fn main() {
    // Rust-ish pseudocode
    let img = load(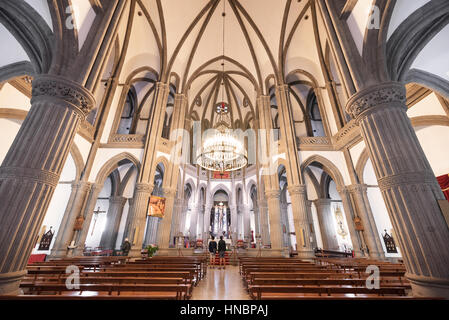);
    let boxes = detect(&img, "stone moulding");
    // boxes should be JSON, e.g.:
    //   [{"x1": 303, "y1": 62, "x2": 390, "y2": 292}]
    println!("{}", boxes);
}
[
  {"x1": 0, "y1": 167, "x2": 60, "y2": 187},
  {"x1": 31, "y1": 75, "x2": 95, "y2": 117},
  {"x1": 346, "y1": 82, "x2": 407, "y2": 120},
  {"x1": 106, "y1": 134, "x2": 145, "y2": 148}
]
